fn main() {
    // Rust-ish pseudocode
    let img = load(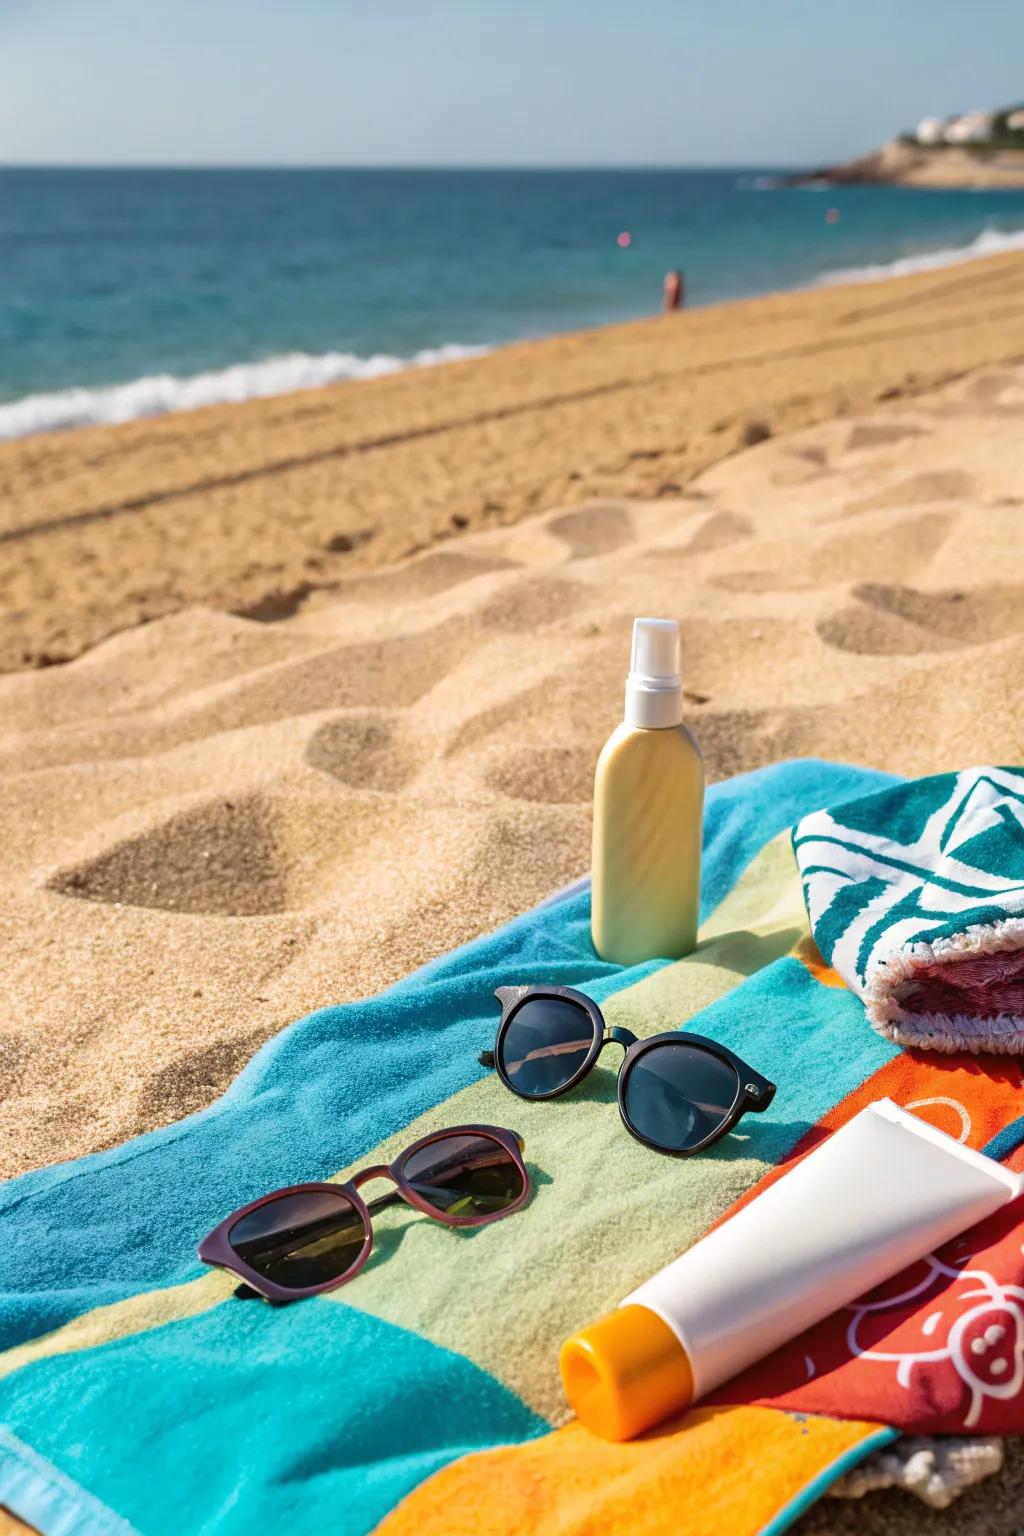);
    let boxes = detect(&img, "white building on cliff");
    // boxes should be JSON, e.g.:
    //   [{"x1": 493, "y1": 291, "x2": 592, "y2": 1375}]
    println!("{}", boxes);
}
[{"x1": 915, "y1": 110, "x2": 995, "y2": 147}]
